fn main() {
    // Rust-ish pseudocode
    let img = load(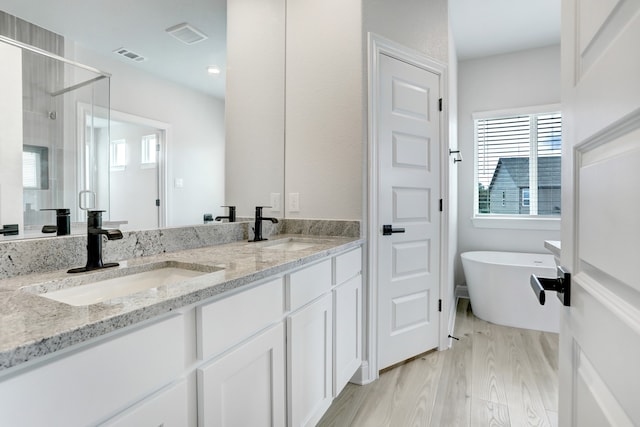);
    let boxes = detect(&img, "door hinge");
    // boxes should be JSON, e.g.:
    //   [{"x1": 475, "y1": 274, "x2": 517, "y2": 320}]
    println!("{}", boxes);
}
[
  {"x1": 439, "y1": 199, "x2": 443, "y2": 212},
  {"x1": 155, "y1": 199, "x2": 160, "y2": 207},
  {"x1": 438, "y1": 98, "x2": 443, "y2": 111},
  {"x1": 438, "y1": 299, "x2": 442, "y2": 312}
]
